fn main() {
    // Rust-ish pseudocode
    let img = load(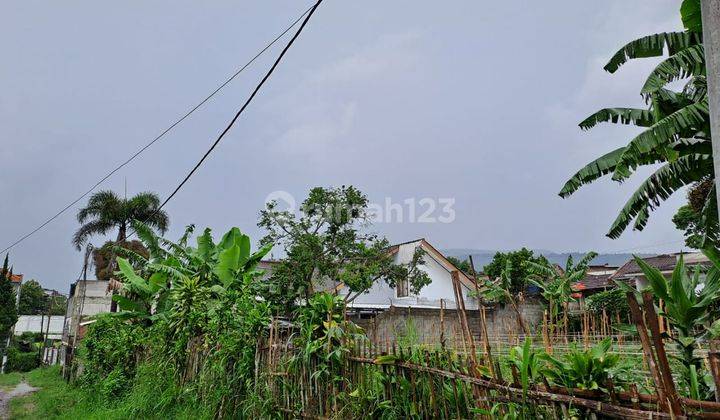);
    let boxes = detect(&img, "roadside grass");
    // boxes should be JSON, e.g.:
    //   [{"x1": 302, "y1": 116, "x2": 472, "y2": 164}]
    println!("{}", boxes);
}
[
  {"x1": 8, "y1": 365, "x2": 207, "y2": 419},
  {"x1": 0, "y1": 372, "x2": 22, "y2": 391},
  {"x1": 8, "y1": 366, "x2": 122, "y2": 420}
]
